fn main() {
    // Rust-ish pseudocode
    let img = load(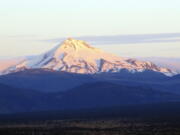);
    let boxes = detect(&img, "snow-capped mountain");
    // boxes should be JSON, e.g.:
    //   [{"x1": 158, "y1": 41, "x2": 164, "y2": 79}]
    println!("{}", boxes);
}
[{"x1": 1, "y1": 38, "x2": 175, "y2": 76}]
